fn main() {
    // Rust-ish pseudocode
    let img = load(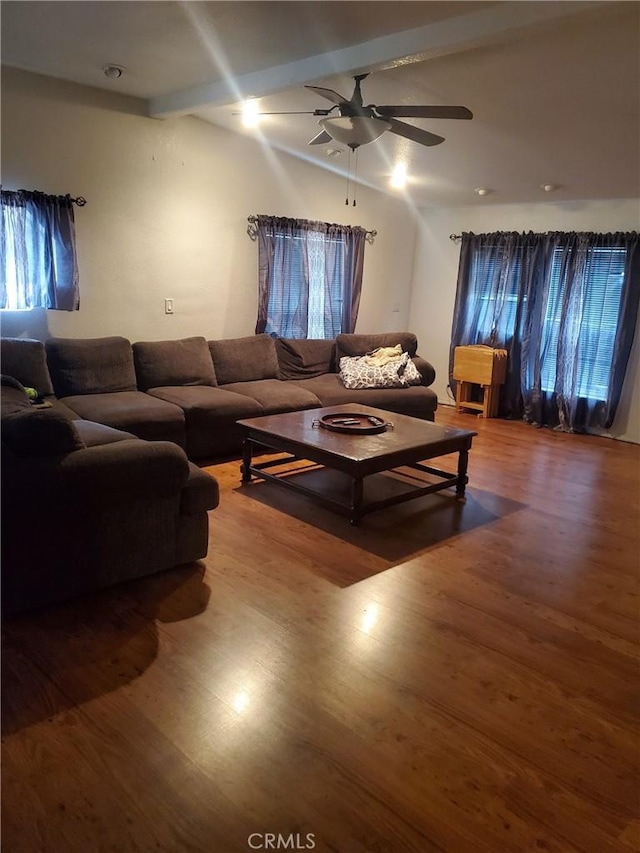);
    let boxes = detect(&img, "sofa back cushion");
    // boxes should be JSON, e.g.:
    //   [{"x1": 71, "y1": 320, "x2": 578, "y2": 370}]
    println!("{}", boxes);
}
[
  {"x1": 0, "y1": 338, "x2": 55, "y2": 397},
  {"x1": 46, "y1": 336, "x2": 137, "y2": 397},
  {"x1": 2, "y1": 407, "x2": 84, "y2": 457},
  {"x1": 208, "y1": 334, "x2": 279, "y2": 385},
  {"x1": 275, "y1": 338, "x2": 336, "y2": 380},
  {"x1": 336, "y1": 332, "x2": 419, "y2": 362},
  {"x1": 133, "y1": 337, "x2": 217, "y2": 390}
]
